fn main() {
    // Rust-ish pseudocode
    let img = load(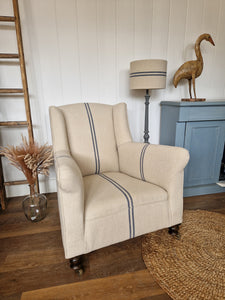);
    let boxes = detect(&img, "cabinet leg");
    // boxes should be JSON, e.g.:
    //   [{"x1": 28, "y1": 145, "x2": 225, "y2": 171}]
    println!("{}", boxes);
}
[
  {"x1": 69, "y1": 255, "x2": 84, "y2": 275},
  {"x1": 168, "y1": 224, "x2": 181, "y2": 240}
]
